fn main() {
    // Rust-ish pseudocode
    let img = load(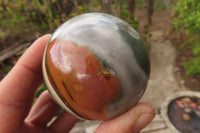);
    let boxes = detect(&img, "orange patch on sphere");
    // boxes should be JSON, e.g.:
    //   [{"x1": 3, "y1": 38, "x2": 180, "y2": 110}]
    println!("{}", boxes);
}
[{"x1": 45, "y1": 38, "x2": 120, "y2": 120}]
